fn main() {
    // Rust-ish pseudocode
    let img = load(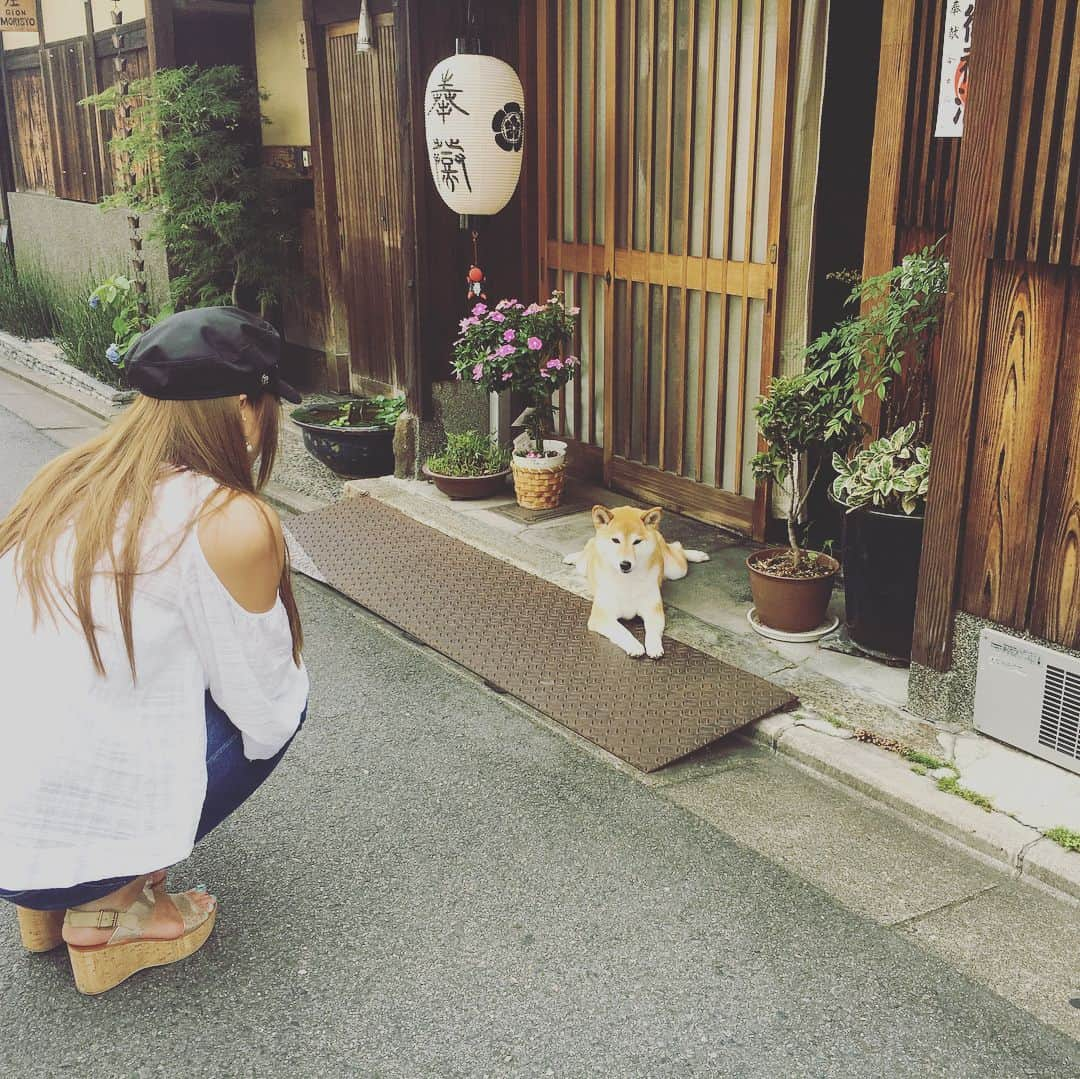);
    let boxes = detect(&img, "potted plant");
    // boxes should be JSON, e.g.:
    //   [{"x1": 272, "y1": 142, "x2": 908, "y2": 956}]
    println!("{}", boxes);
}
[
  {"x1": 809, "y1": 245, "x2": 947, "y2": 659},
  {"x1": 831, "y1": 424, "x2": 930, "y2": 660},
  {"x1": 749, "y1": 373, "x2": 862, "y2": 637},
  {"x1": 291, "y1": 394, "x2": 405, "y2": 478},
  {"x1": 422, "y1": 430, "x2": 512, "y2": 499},
  {"x1": 450, "y1": 291, "x2": 579, "y2": 509}
]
